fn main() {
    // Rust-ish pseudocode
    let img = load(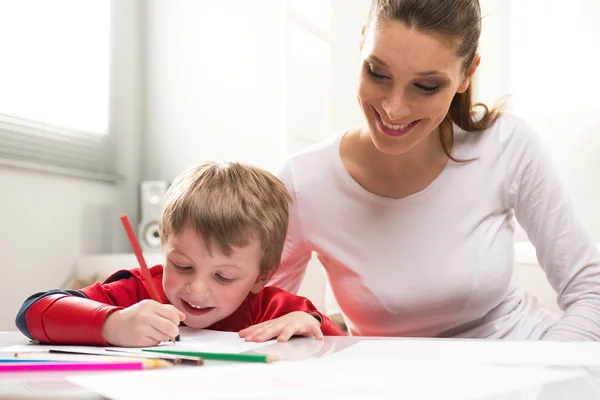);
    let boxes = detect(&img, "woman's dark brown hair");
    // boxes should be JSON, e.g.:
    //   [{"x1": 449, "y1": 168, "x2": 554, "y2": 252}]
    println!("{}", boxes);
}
[{"x1": 367, "y1": 0, "x2": 502, "y2": 160}]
